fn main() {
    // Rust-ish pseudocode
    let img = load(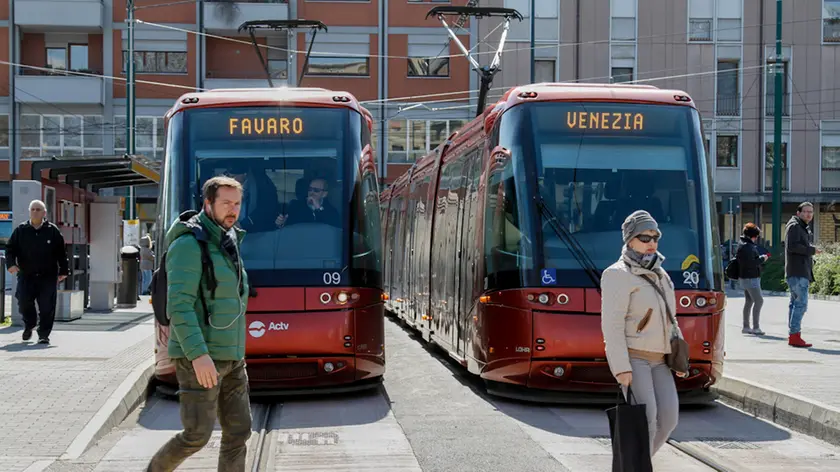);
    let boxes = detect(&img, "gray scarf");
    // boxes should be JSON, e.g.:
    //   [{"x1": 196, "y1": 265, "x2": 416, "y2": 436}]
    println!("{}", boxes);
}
[{"x1": 622, "y1": 245, "x2": 664, "y2": 271}]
